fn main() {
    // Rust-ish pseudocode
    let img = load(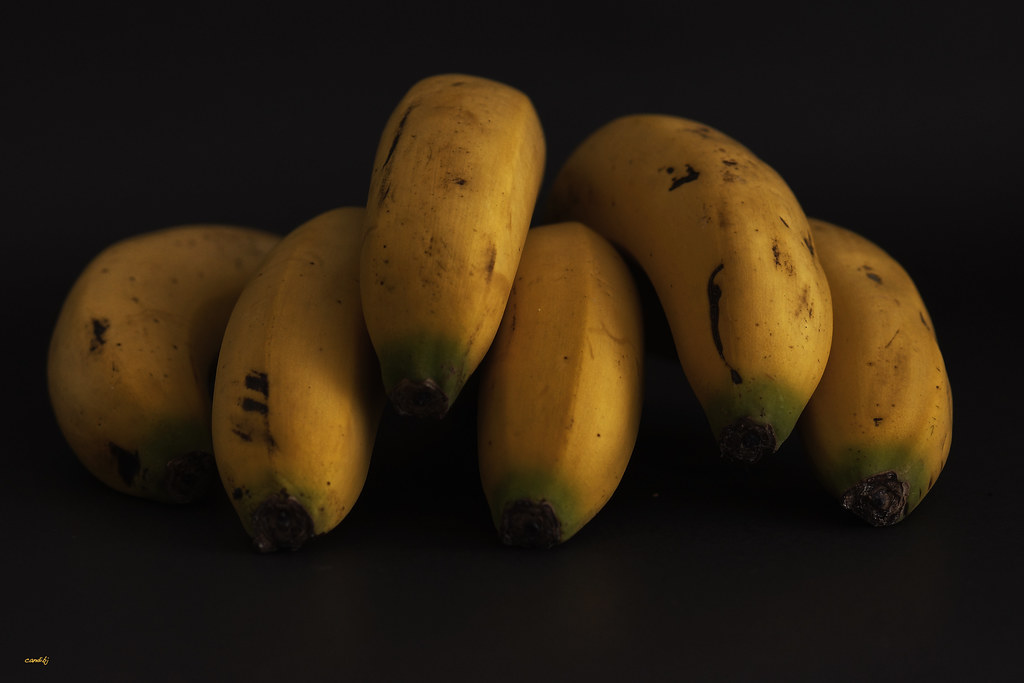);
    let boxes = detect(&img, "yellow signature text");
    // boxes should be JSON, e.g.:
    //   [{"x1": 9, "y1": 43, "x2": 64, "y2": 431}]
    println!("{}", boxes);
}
[{"x1": 25, "y1": 656, "x2": 50, "y2": 666}]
